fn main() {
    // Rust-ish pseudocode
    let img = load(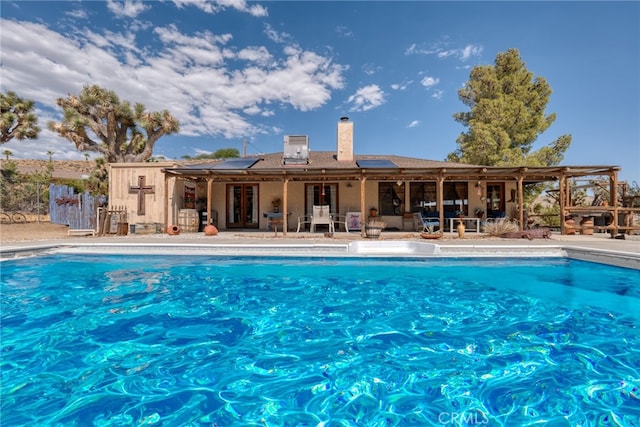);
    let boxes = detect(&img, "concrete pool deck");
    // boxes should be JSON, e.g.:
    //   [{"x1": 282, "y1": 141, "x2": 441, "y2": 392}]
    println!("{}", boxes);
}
[{"x1": 2, "y1": 230, "x2": 639, "y2": 269}]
